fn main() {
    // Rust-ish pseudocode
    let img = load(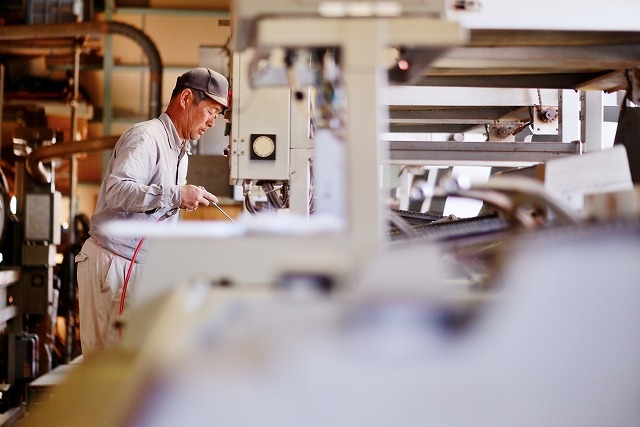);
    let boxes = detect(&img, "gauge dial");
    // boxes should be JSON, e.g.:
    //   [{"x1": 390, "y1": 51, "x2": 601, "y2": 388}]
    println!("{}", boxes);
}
[{"x1": 252, "y1": 135, "x2": 275, "y2": 158}]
